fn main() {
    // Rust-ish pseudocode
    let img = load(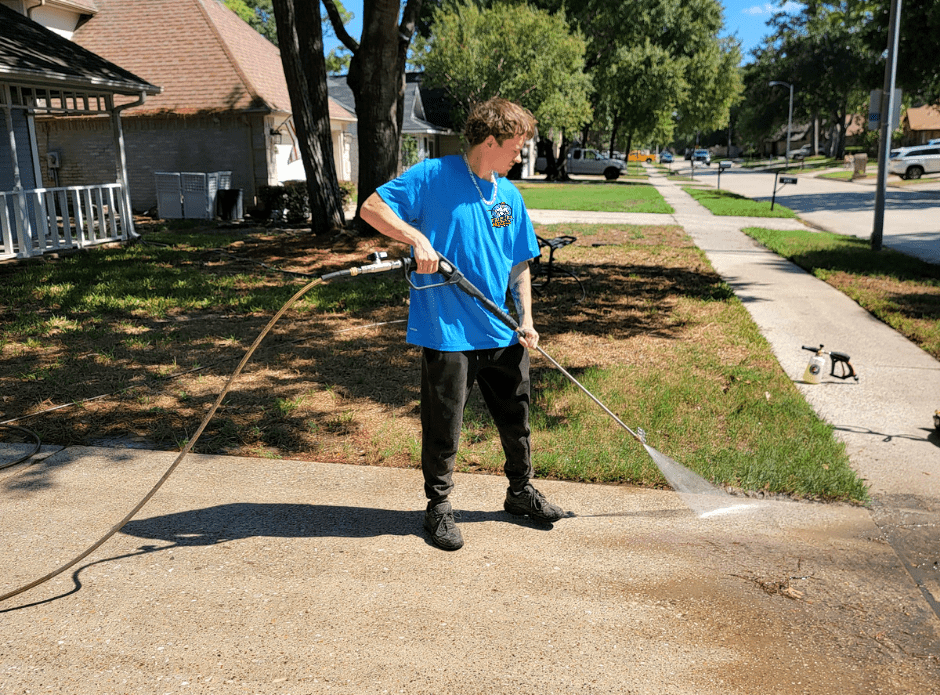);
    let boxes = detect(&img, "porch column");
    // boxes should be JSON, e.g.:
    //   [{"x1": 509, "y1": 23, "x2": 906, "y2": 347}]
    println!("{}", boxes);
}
[
  {"x1": 109, "y1": 93, "x2": 135, "y2": 238},
  {"x1": 2, "y1": 84, "x2": 30, "y2": 256},
  {"x1": 2, "y1": 85, "x2": 23, "y2": 191}
]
